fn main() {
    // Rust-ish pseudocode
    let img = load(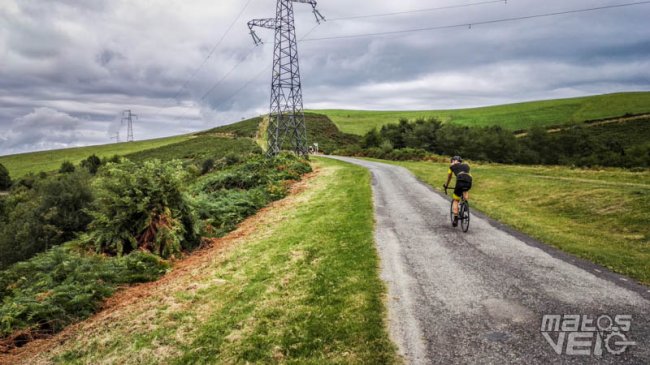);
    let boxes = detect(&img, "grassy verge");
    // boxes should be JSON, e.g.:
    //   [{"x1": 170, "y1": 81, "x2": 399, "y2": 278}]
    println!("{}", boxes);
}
[
  {"x1": 377, "y1": 159, "x2": 650, "y2": 285},
  {"x1": 0, "y1": 135, "x2": 191, "y2": 178},
  {"x1": 31, "y1": 158, "x2": 397, "y2": 364},
  {"x1": 314, "y1": 92, "x2": 650, "y2": 135}
]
